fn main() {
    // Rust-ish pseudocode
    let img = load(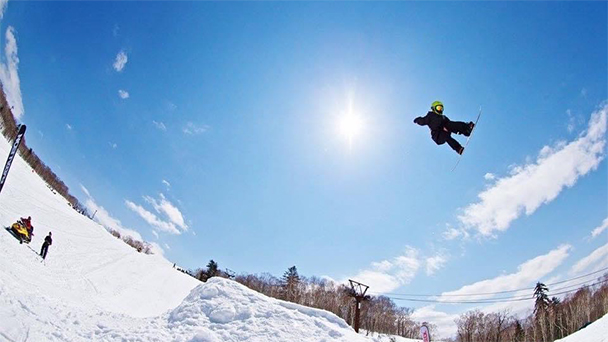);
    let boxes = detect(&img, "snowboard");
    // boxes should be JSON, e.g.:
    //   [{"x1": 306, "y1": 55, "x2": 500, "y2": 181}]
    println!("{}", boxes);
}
[{"x1": 451, "y1": 106, "x2": 482, "y2": 171}]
